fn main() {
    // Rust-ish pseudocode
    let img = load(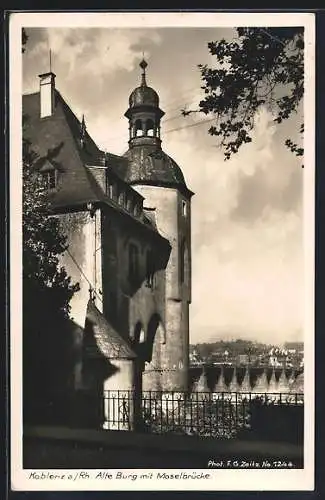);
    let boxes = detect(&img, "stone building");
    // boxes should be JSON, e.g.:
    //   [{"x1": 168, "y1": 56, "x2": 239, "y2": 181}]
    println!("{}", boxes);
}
[{"x1": 23, "y1": 59, "x2": 194, "y2": 407}]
